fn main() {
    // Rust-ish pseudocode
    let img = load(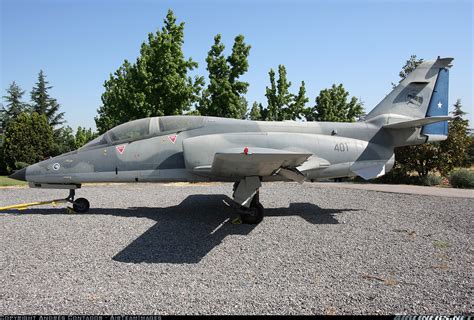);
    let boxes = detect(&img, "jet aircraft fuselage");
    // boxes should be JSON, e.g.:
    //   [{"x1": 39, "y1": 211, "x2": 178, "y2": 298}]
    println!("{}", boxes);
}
[
  {"x1": 20, "y1": 117, "x2": 394, "y2": 186},
  {"x1": 9, "y1": 57, "x2": 454, "y2": 223}
]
